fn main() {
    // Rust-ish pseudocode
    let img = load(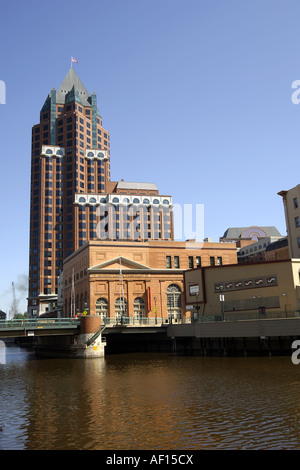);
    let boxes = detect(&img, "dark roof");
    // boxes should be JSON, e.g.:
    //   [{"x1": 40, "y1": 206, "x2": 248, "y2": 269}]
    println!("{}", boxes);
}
[
  {"x1": 265, "y1": 237, "x2": 288, "y2": 252},
  {"x1": 222, "y1": 226, "x2": 282, "y2": 239}
]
